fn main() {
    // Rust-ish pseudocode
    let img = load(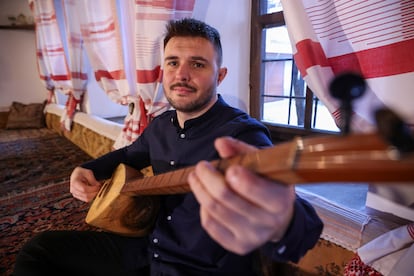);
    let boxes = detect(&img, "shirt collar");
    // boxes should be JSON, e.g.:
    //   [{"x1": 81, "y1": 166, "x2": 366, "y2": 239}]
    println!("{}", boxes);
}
[{"x1": 170, "y1": 94, "x2": 228, "y2": 131}]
